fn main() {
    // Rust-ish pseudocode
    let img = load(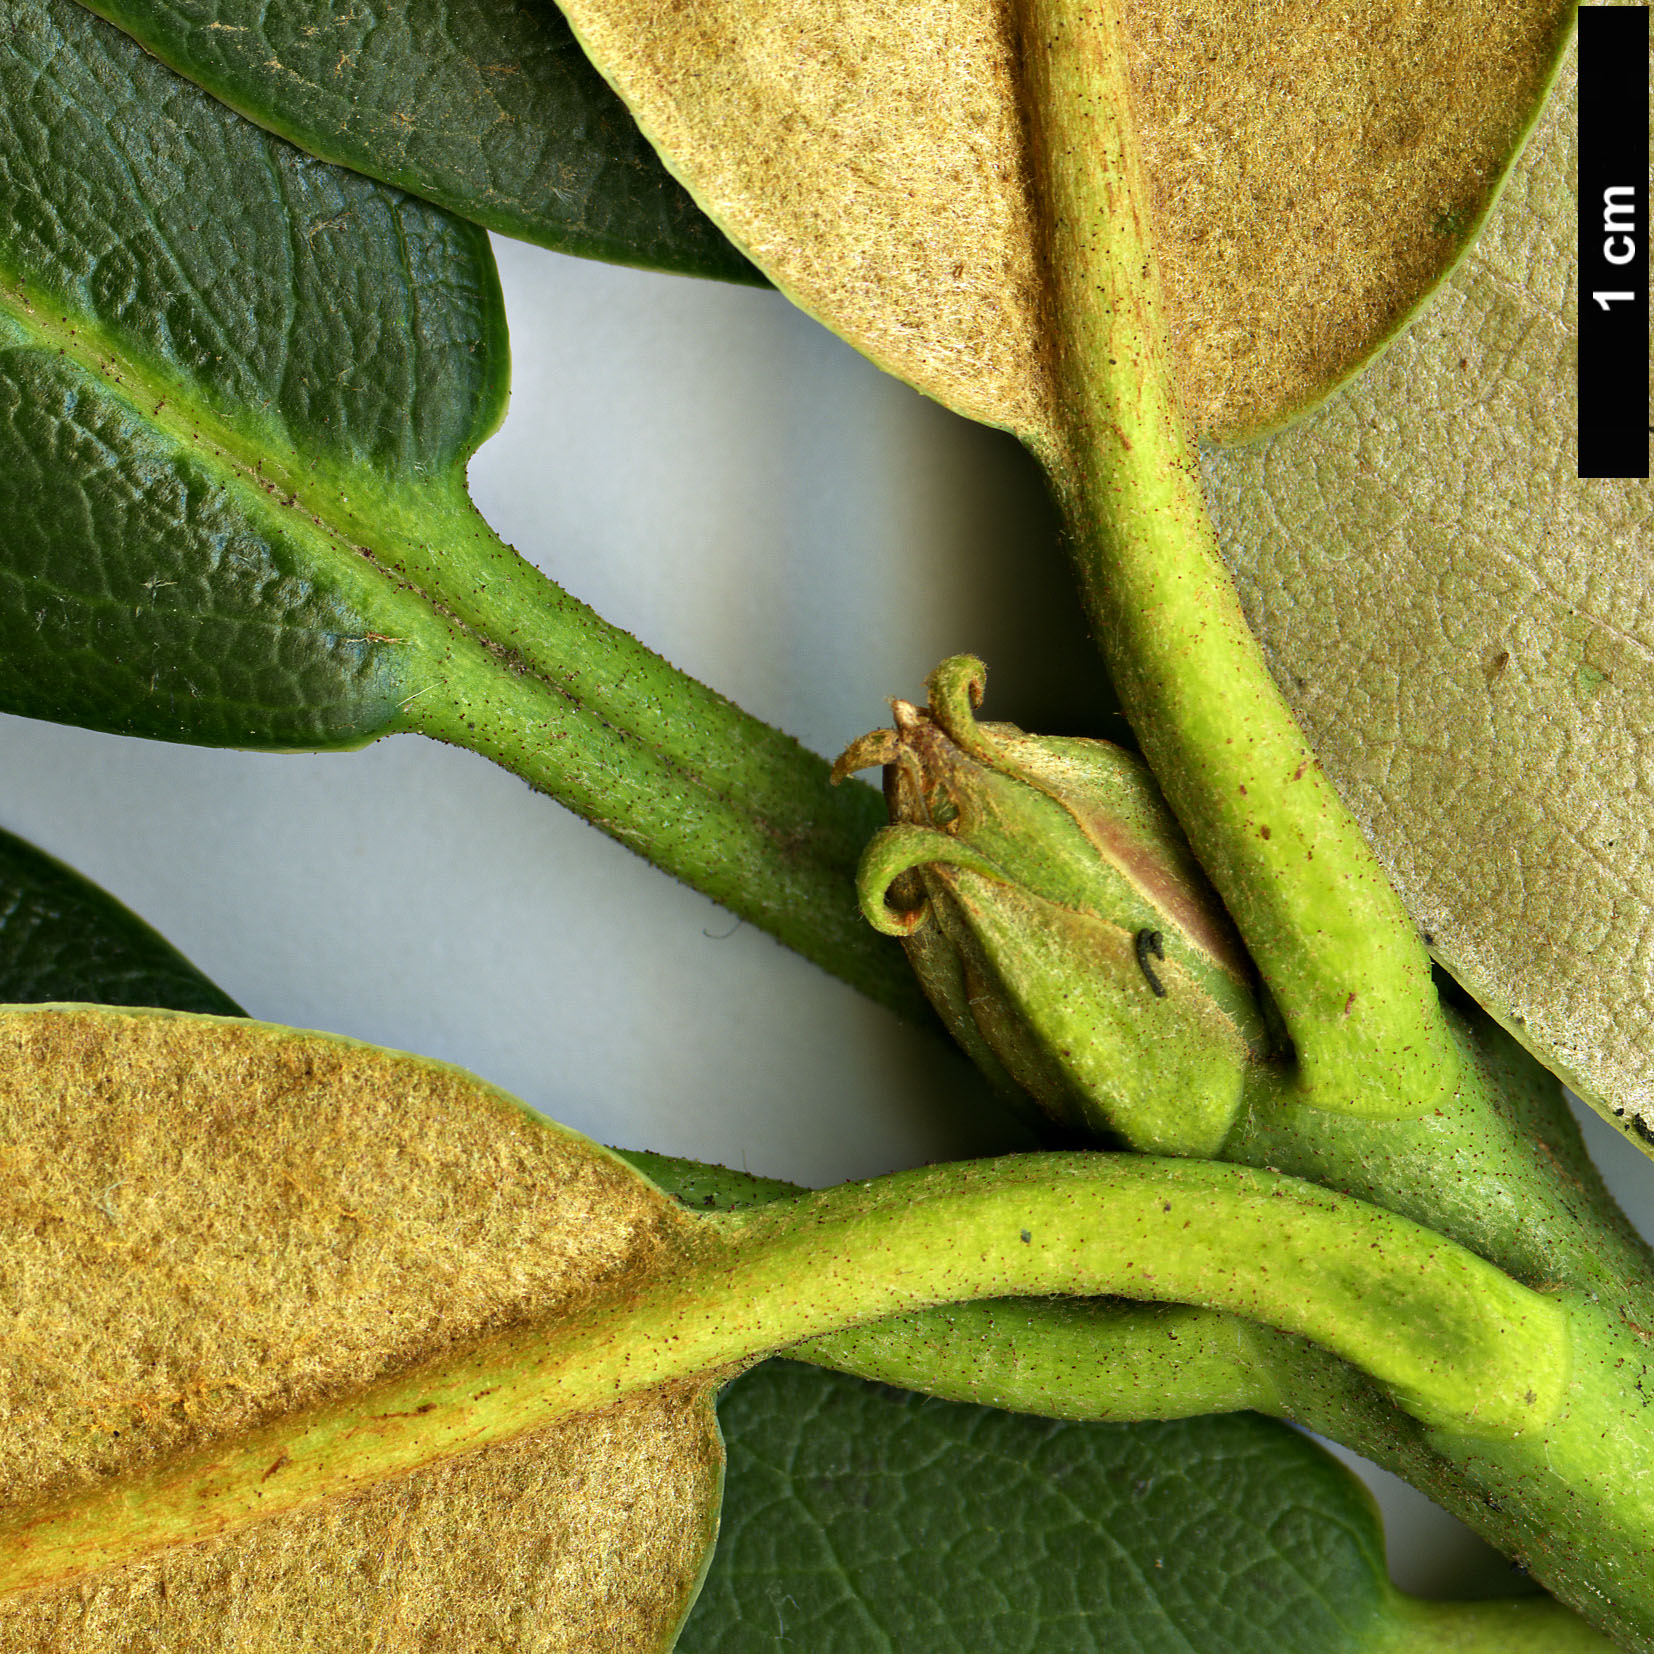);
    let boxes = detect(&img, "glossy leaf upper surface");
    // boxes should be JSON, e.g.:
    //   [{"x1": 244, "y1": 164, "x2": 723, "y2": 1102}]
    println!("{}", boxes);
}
[
  {"x1": 1206, "y1": 29, "x2": 1654, "y2": 1144},
  {"x1": 0, "y1": 0, "x2": 498, "y2": 746},
  {"x1": 681, "y1": 1362, "x2": 1401, "y2": 1652},
  {"x1": 0, "y1": 826, "x2": 241, "y2": 1014},
  {"x1": 75, "y1": 0, "x2": 759, "y2": 281}
]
